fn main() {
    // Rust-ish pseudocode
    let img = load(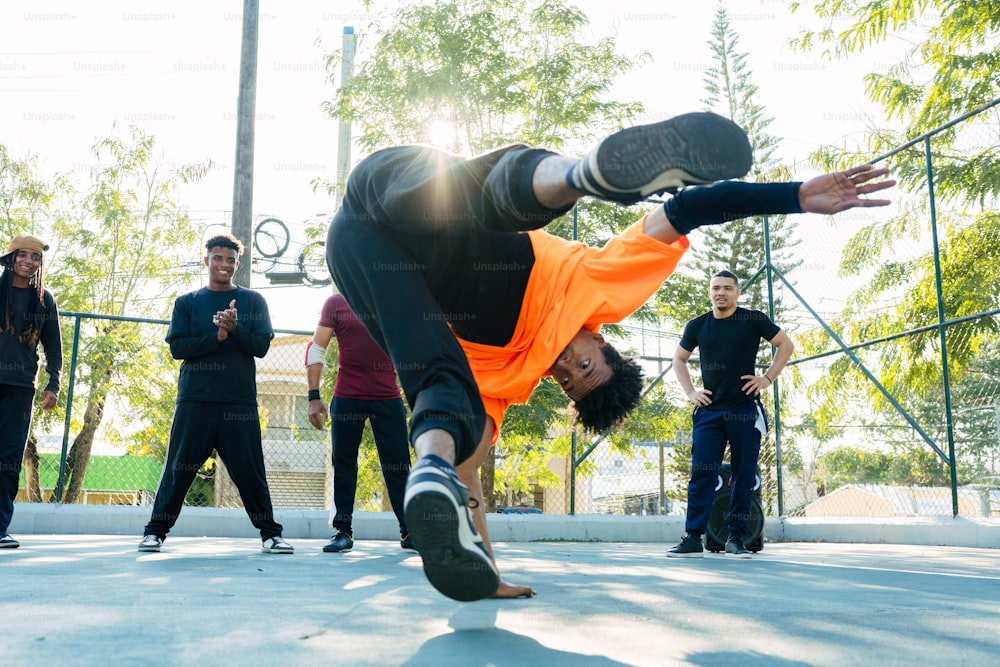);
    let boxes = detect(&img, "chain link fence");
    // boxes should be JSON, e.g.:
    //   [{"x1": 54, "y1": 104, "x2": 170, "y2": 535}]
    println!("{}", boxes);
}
[{"x1": 17, "y1": 102, "x2": 1000, "y2": 522}]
